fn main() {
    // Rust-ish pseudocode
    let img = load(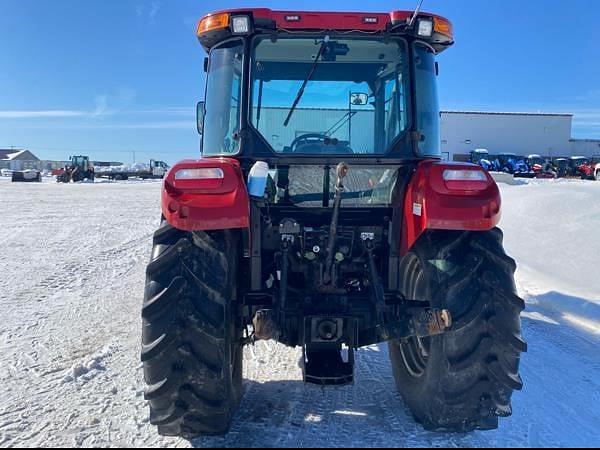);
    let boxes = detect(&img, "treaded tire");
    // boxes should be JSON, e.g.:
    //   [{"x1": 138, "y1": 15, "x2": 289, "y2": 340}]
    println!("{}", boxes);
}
[
  {"x1": 141, "y1": 220, "x2": 243, "y2": 438},
  {"x1": 389, "y1": 228, "x2": 526, "y2": 431}
]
